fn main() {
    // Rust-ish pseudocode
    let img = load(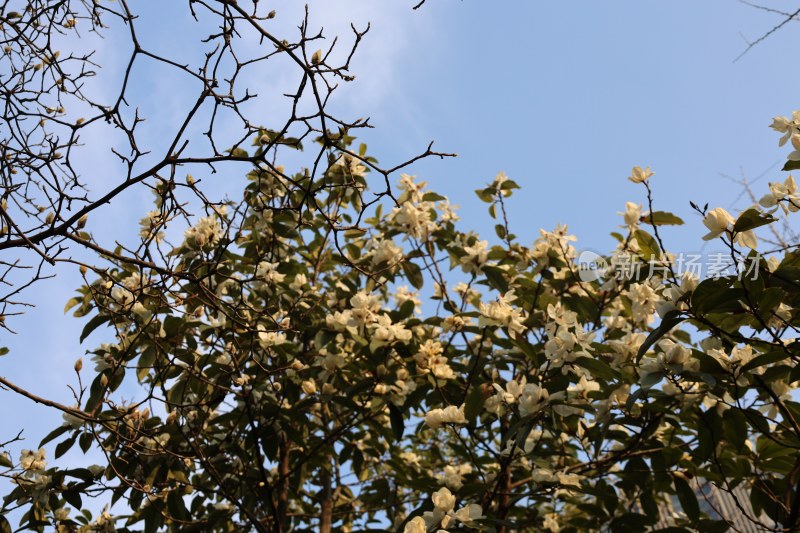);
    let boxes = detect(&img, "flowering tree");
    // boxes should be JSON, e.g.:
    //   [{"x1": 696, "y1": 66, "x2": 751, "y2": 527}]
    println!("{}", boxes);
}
[
  {"x1": 0, "y1": 0, "x2": 449, "y2": 324},
  {"x1": 4, "y1": 1, "x2": 800, "y2": 532},
  {"x1": 1, "y1": 109, "x2": 800, "y2": 532}
]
